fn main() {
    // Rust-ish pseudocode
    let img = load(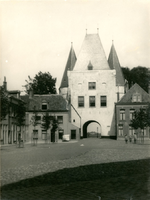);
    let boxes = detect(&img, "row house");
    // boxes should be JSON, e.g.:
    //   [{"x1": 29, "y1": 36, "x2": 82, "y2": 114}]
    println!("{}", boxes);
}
[
  {"x1": 116, "y1": 83, "x2": 150, "y2": 139},
  {"x1": 0, "y1": 78, "x2": 26, "y2": 144},
  {"x1": 21, "y1": 91, "x2": 80, "y2": 143}
]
